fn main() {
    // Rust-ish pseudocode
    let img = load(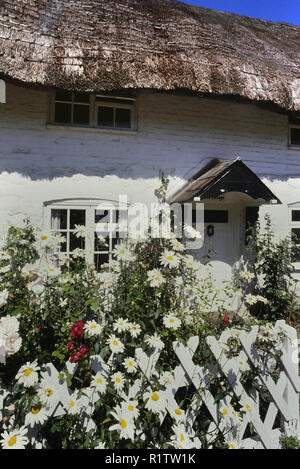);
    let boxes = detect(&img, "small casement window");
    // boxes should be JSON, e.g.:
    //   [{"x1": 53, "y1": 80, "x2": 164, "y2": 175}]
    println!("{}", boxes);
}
[
  {"x1": 288, "y1": 115, "x2": 300, "y2": 148},
  {"x1": 291, "y1": 209, "x2": 300, "y2": 263},
  {"x1": 54, "y1": 91, "x2": 91, "y2": 126},
  {"x1": 51, "y1": 91, "x2": 136, "y2": 131},
  {"x1": 47, "y1": 203, "x2": 128, "y2": 271}
]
